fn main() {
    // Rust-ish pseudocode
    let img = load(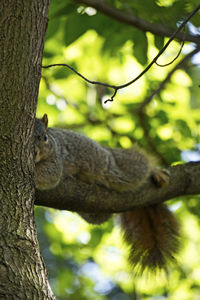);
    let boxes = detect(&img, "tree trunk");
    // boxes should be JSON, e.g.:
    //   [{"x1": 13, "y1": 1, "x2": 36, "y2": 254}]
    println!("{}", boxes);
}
[{"x1": 0, "y1": 1, "x2": 55, "y2": 299}]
